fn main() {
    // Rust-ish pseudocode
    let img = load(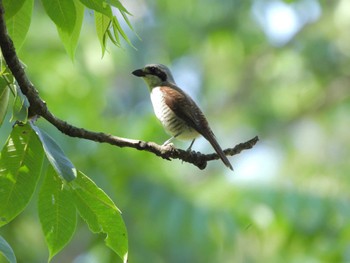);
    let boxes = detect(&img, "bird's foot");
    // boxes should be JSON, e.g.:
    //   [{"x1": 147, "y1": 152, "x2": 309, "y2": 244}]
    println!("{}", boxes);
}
[{"x1": 162, "y1": 142, "x2": 174, "y2": 148}]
